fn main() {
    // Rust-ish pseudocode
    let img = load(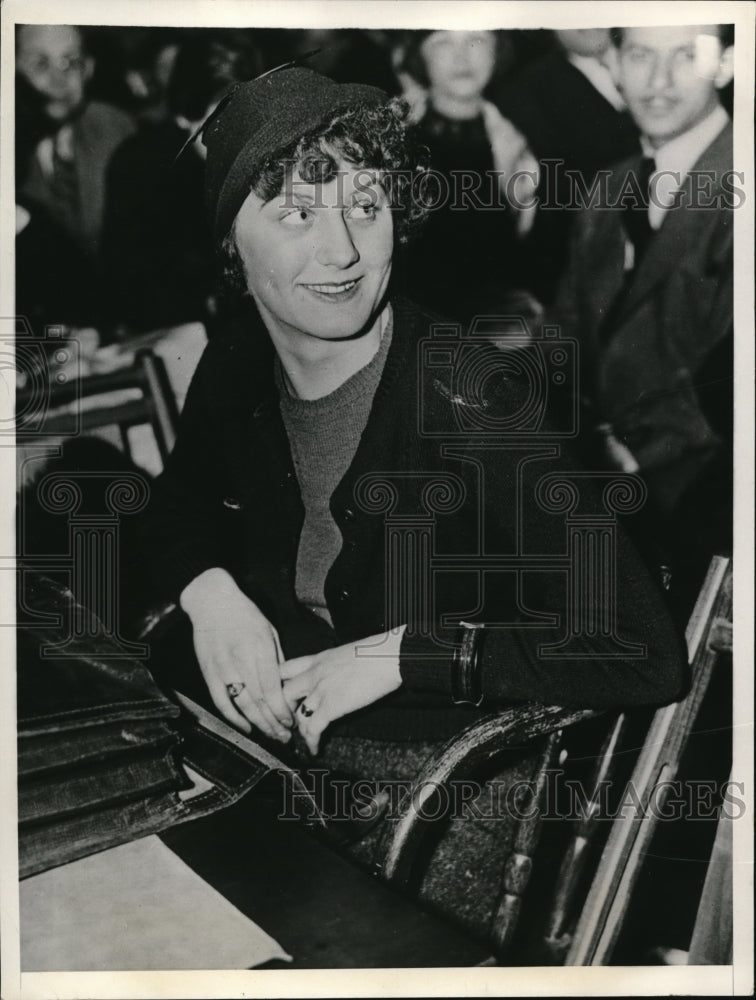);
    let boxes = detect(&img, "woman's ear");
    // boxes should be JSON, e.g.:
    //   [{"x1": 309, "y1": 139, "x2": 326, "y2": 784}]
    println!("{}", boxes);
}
[{"x1": 714, "y1": 45, "x2": 735, "y2": 90}]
